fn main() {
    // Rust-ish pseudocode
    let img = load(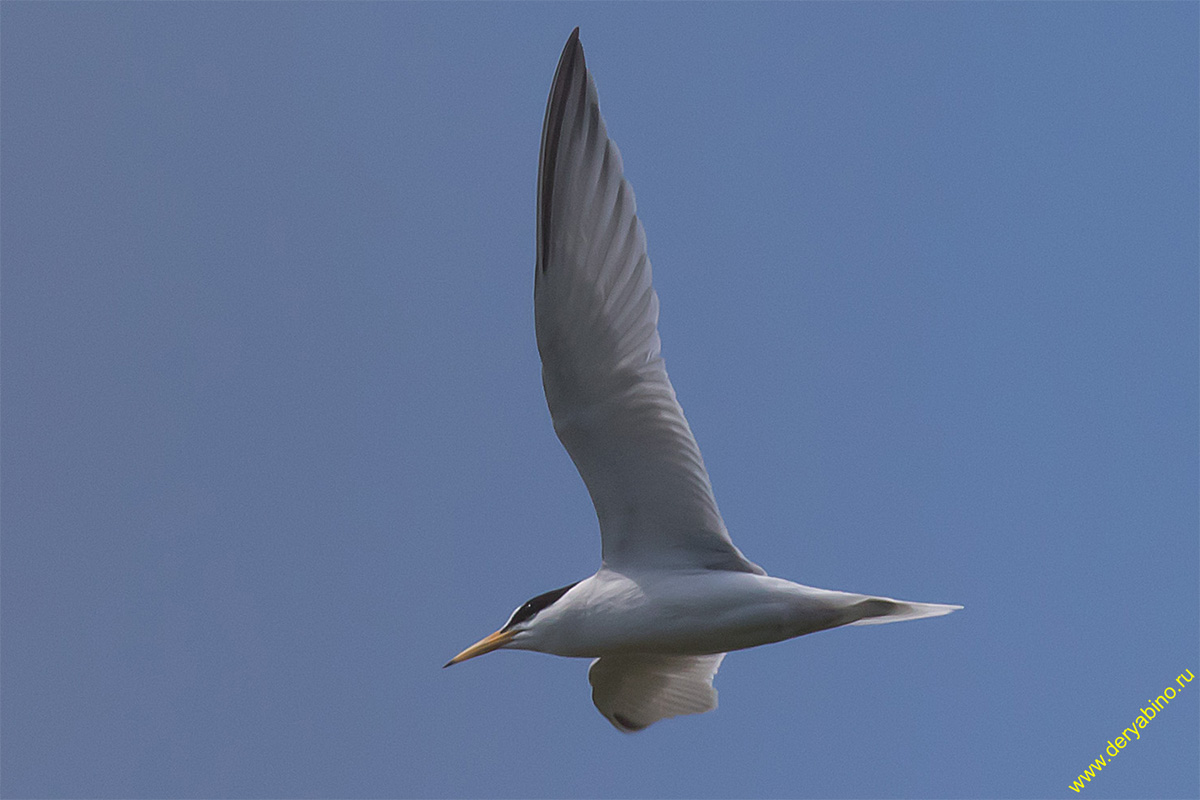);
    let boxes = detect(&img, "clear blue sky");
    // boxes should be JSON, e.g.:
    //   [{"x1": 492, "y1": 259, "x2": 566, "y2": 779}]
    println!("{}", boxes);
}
[{"x1": 3, "y1": 4, "x2": 1196, "y2": 798}]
